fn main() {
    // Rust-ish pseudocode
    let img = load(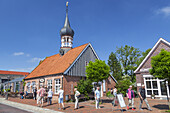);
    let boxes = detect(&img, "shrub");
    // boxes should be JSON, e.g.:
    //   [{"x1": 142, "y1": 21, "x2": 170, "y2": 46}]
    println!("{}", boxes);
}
[
  {"x1": 106, "y1": 91, "x2": 111, "y2": 97},
  {"x1": 77, "y1": 79, "x2": 93, "y2": 99}
]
